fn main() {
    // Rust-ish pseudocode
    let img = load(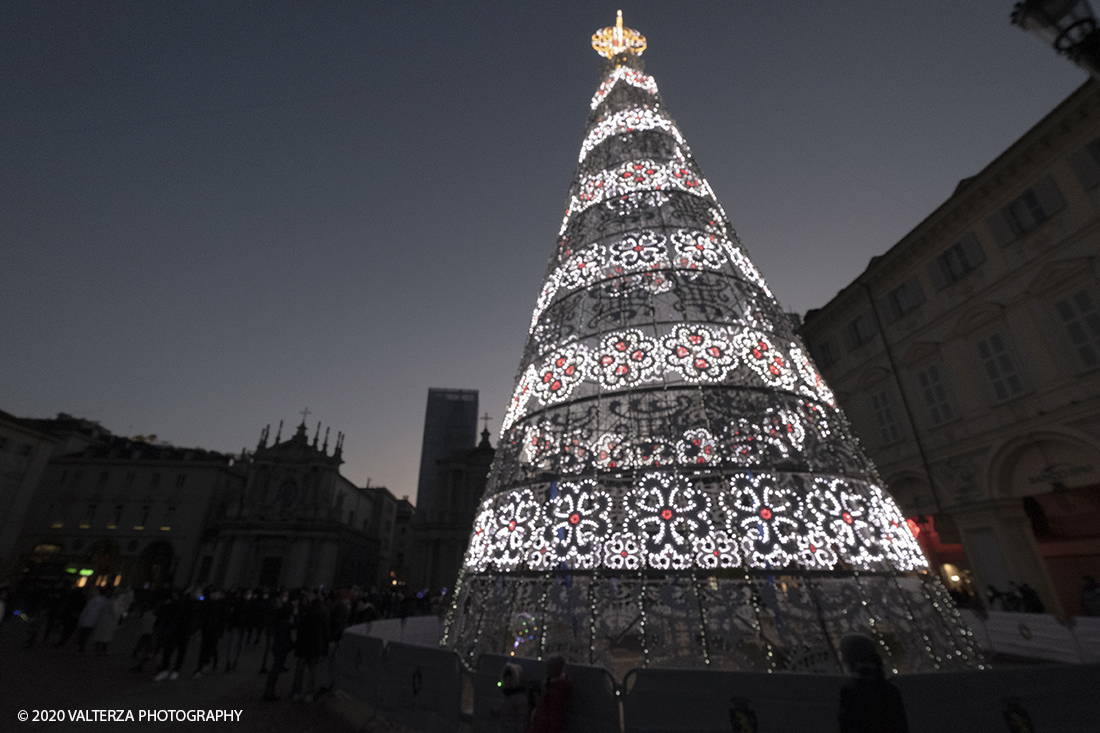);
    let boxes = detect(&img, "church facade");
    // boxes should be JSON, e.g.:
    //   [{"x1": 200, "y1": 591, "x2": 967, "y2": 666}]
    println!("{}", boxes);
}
[{"x1": 199, "y1": 420, "x2": 395, "y2": 590}]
